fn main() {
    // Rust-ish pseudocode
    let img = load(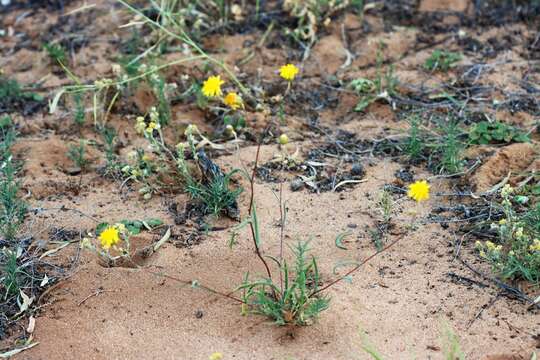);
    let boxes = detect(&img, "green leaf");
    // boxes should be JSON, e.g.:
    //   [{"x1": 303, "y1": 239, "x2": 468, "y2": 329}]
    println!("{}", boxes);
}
[
  {"x1": 95, "y1": 222, "x2": 109, "y2": 235},
  {"x1": 335, "y1": 231, "x2": 352, "y2": 250}
]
